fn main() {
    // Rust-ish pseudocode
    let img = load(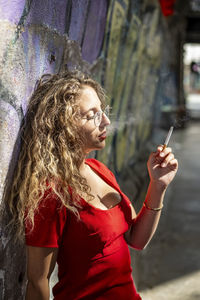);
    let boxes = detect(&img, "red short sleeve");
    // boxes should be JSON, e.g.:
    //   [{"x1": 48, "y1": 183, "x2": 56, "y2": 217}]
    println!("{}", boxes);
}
[{"x1": 25, "y1": 190, "x2": 67, "y2": 248}]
